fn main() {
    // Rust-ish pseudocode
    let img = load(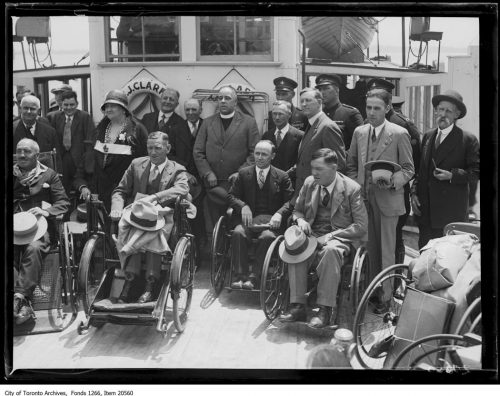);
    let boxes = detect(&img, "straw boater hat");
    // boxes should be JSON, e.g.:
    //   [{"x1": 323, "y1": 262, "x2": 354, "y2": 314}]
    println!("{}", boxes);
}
[
  {"x1": 431, "y1": 90, "x2": 467, "y2": 119},
  {"x1": 365, "y1": 160, "x2": 402, "y2": 185},
  {"x1": 14, "y1": 212, "x2": 48, "y2": 245},
  {"x1": 279, "y1": 225, "x2": 317, "y2": 264},
  {"x1": 100, "y1": 89, "x2": 130, "y2": 115},
  {"x1": 122, "y1": 201, "x2": 166, "y2": 231}
]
